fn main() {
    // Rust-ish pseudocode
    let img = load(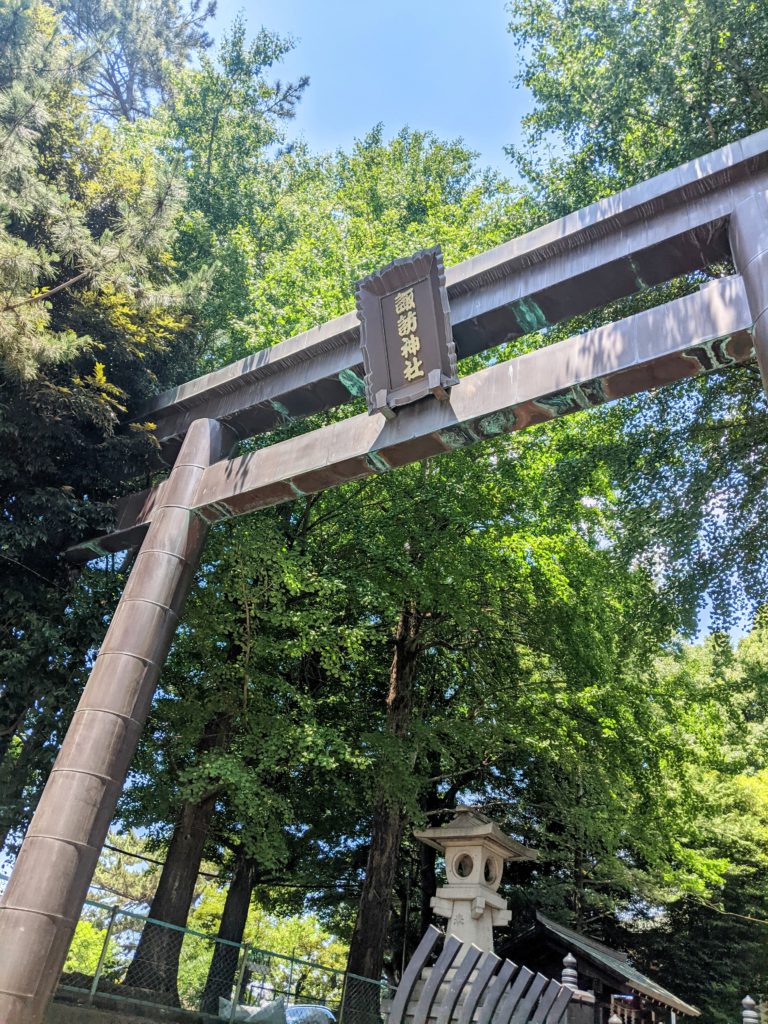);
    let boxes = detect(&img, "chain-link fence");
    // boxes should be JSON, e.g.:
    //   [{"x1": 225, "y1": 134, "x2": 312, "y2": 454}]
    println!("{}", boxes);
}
[{"x1": 12, "y1": 886, "x2": 393, "y2": 1023}]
